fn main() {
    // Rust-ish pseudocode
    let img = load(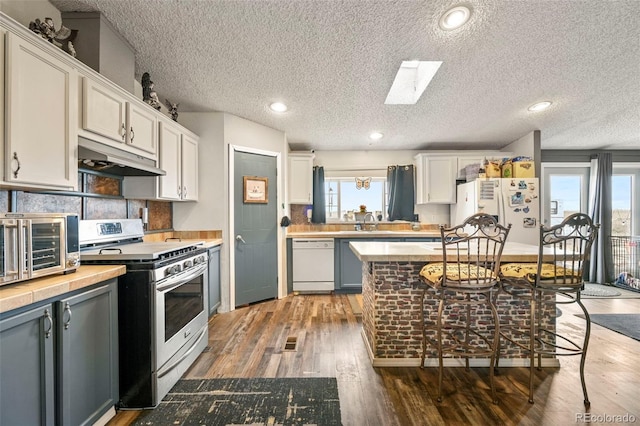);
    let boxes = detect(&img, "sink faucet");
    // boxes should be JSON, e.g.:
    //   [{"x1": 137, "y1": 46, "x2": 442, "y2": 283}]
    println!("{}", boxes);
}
[{"x1": 363, "y1": 212, "x2": 377, "y2": 231}]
